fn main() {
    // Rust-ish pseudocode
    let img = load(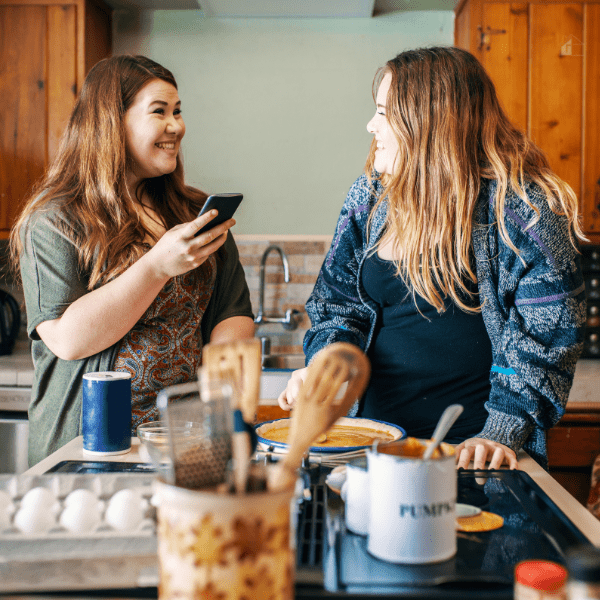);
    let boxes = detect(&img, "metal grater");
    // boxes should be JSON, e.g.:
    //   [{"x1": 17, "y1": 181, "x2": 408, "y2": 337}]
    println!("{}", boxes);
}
[{"x1": 156, "y1": 380, "x2": 234, "y2": 490}]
